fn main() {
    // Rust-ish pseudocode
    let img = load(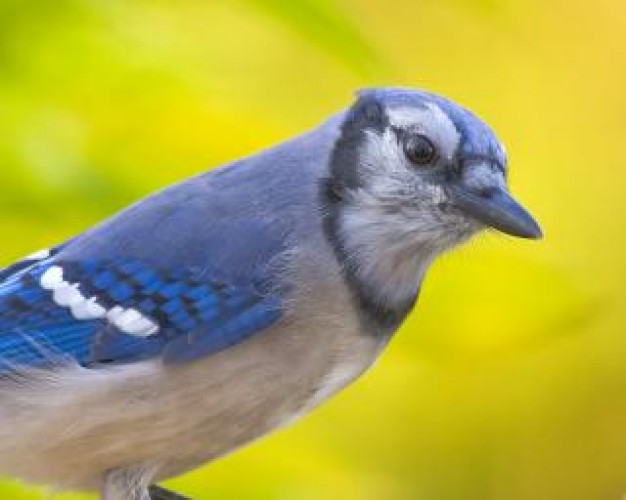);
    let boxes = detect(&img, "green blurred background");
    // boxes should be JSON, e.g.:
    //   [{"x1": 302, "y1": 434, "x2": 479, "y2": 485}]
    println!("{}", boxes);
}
[{"x1": 0, "y1": 0, "x2": 624, "y2": 498}]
